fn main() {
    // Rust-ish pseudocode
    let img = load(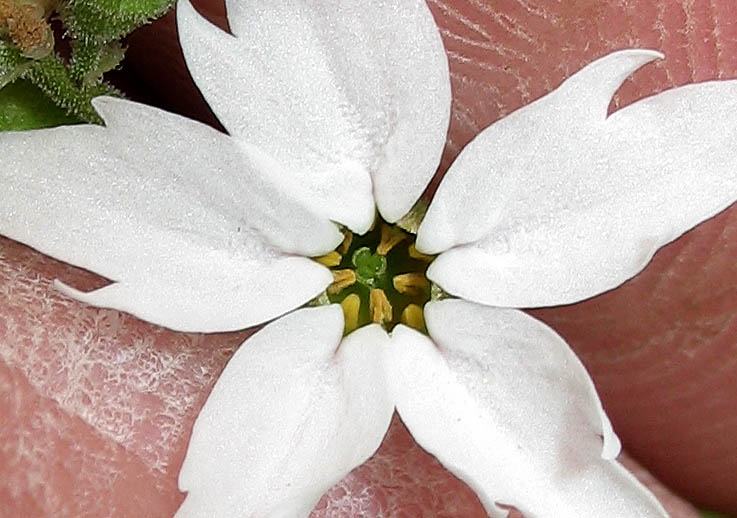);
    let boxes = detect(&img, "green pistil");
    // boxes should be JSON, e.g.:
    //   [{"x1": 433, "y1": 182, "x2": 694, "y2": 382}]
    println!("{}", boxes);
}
[{"x1": 352, "y1": 247, "x2": 387, "y2": 288}]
